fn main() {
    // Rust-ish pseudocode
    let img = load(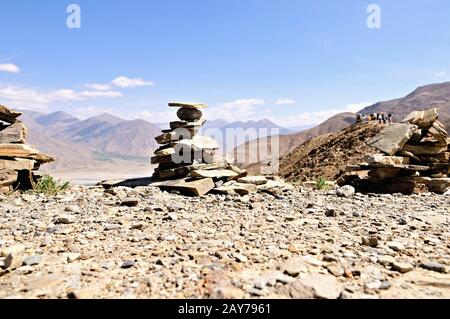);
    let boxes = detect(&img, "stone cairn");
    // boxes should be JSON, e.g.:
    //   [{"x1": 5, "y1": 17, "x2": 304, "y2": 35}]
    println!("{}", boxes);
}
[
  {"x1": 339, "y1": 108, "x2": 450, "y2": 194},
  {"x1": 0, "y1": 104, "x2": 54, "y2": 192},
  {"x1": 149, "y1": 102, "x2": 284, "y2": 196}
]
